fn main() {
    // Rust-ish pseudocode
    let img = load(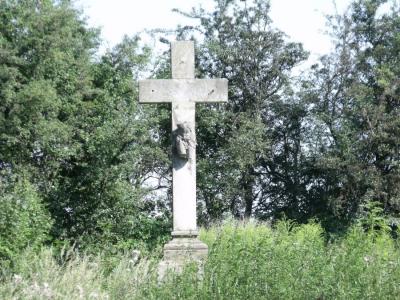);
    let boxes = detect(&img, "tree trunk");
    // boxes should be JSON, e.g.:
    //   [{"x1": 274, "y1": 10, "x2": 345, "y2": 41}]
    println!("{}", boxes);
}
[{"x1": 243, "y1": 172, "x2": 254, "y2": 219}]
